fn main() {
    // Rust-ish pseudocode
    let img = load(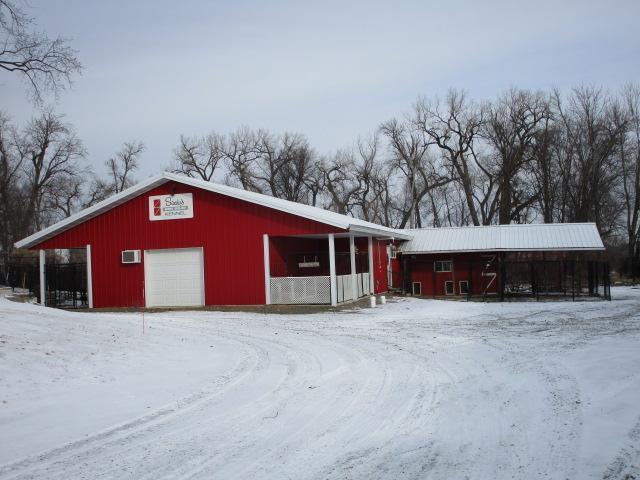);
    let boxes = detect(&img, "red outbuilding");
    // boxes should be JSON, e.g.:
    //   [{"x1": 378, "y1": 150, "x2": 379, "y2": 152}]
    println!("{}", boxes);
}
[
  {"x1": 15, "y1": 172, "x2": 407, "y2": 308},
  {"x1": 15, "y1": 172, "x2": 611, "y2": 308},
  {"x1": 396, "y1": 224, "x2": 610, "y2": 301}
]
